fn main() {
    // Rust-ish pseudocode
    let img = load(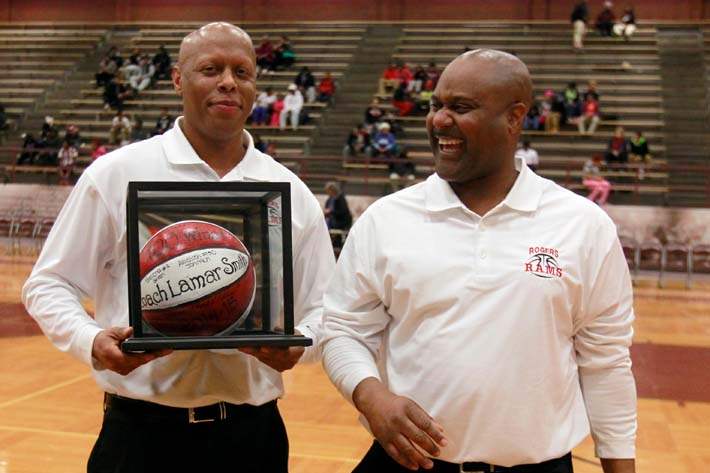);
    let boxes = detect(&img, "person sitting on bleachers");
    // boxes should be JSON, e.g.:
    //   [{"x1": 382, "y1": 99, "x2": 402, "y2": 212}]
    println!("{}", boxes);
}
[
  {"x1": 153, "y1": 108, "x2": 174, "y2": 135},
  {"x1": 90, "y1": 139, "x2": 108, "y2": 162},
  {"x1": 583, "y1": 154, "x2": 612, "y2": 205},
  {"x1": 398, "y1": 63, "x2": 414, "y2": 90},
  {"x1": 392, "y1": 82, "x2": 415, "y2": 116},
  {"x1": 128, "y1": 55, "x2": 155, "y2": 93},
  {"x1": 16, "y1": 133, "x2": 38, "y2": 165},
  {"x1": 541, "y1": 89, "x2": 563, "y2": 133},
  {"x1": 605, "y1": 126, "x2": 630, "y2": 164},
  {"x1": 523, "y1": 103, "x2": 542, "y2": 131},
  {"x1": 515, "y1": 140, "x2": 540, "y2": 172},
  {"x1": 152, "y1": 45, "x2": 172, "y2": 81},
  {"x1": 364, "y1": 98, "x2": 384, "y2": 126},
  {"x1": 379, "y1": 63, "x2": 401, "y2": 95},
  {"x1": 370, "y1": 122, "x2": 398, "y2": 160},
  {"x1": 131, "y1": 117, "x2": 148, "y2": 143},
  {"x1": 408, "y1": 65, "x2": 427, "y2": 94},
  {"x1": 57, "y1": 140, "x2": 78, "y2": 186},
  {"x1": 629, "y1": 130, "x2": 651, "y2": 163},
  {"x1": 95, "y1": 46, "x2": 123, "y2": 88},
  {"x1": 317, "y1": 72, "x2": 336, "y2": 102},
  {"x1": 583, "y1": 79, "x2": 600, "y2": 102},
  {"x1": 109, "y1": 110, "x2": 132, "y2": 146},
  {"x1": 269, "y1": 93, "x2": 285, "y2": 127},
  {"x1": 614, "y1": 7, "x2": 637, "y2": 40},
  {"x1": 280, "y1": 84, "x2": 304, "y2": 131},
  {"x1": 103, "y1": 73, "x2": 132, "y2": 111},
  {"x1": 416, "y1": 88, "x2": 434, "y2": 114},
  {"x1": 294, "y1": 66, "x2": 316, "y2": 103},
  {"x1": 578, "y1": 95, "x2": 601, "y2": 135},
  {"x1": 596, "y1": 1, "x2": 615, "y2": 37},
  {"x1": 63, "y1": 124, "x2": 81, "y2": 149},
  {"x1": 128, "y1": 47, "x2": 142, "y2": 66},
  {"x1": 255, "y1": 35, "x2": 276, "y2": 74},
  {"x1": 251, "y1": 87, "x2": 275, "y2": 126},
  {"x1": 425, "y1": 62, "x2": 440, "y2": 91},
  {"x1": 562, "y1": 82, "x2": 581, "y2": 123},
  {"x1": 38, "y1": 116, "x2": 61, "y2": 165},
  {"x1": 273, "y1": 36, "x2": 295, "y2": 70},
  {"x1": 388, "y1": 147, "x2": 416, "y2": 184},
  {"x1": 343, "y1": 125, "x2": 371, "y2": 158}
]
